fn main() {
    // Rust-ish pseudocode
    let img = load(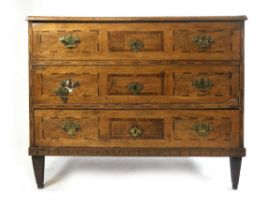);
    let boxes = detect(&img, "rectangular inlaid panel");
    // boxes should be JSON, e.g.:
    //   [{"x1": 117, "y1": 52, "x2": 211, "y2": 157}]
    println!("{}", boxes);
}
[
  {"x1": 173, "y1": 22, "x2": 240, "y2": 59},
  {"x1": 33, "y1": 66, "x2": 99, "y2": 104},
  {"x1": 174, "y1": 30, "x2": 231, "y2": 53},
  {"x1": 174, "y1": 117, "x2": 232, "y2": 145},
  {"x1": 34, "y1": 111, "x2": 99, "y2": 147},
  {"x1": 109, "y1": 118, "x2": 164, "y2": 139},
  {"x1": 107, "y1": 73, "x2": 164, "y2": 95},
  {"x1": 34, "y1": 110, "x2": 239, "y2": 148},
  {"x1": 108, "y1": 31, "x2": 164, "y2": 52},
  {"x1": 32, "y1": 23, "x2": 99, "y2": 60},
  {"x1": 174, "y1": 67, "x2": 239, "y2": 101},
  {"x1": 169, "y1": 110, "x2": 239, "y2": 148}
]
